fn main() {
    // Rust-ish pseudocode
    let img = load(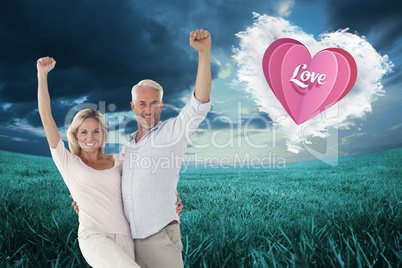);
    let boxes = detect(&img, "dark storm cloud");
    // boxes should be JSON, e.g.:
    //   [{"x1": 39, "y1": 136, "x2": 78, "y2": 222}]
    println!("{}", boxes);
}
[
  {"x1": 309, "y1": 0, "x2": 402, "y2": 92},
  {"x1": 0, "y1": 0, "x2": 282, "y2": 156},
  {"x1": 0, "y1": 102, "x2": 37, "y2": 126},
  {"x1": 0, "y1": 0, "x2": 277, "y2": 120},
  {"x1": 0, "y1": 126, "x2": 50, "y2": 156},
  {"x1": 132, "y1": 0, "x2": 275, "y2": 49},
  {"x1": 0, "y1": 0, "x2": 225, "y2": 128},
  {"x1": 324, "y1": 0, "x2": 402, "y2": 51}
]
